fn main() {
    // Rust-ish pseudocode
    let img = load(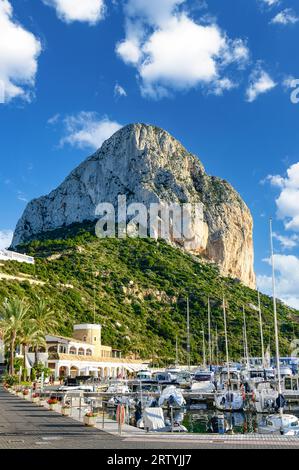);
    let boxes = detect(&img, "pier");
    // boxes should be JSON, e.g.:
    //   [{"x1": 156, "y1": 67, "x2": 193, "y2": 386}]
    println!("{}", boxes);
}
[{"x1": 1, "y1": 386, "x2": 299, "y2": 449}]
